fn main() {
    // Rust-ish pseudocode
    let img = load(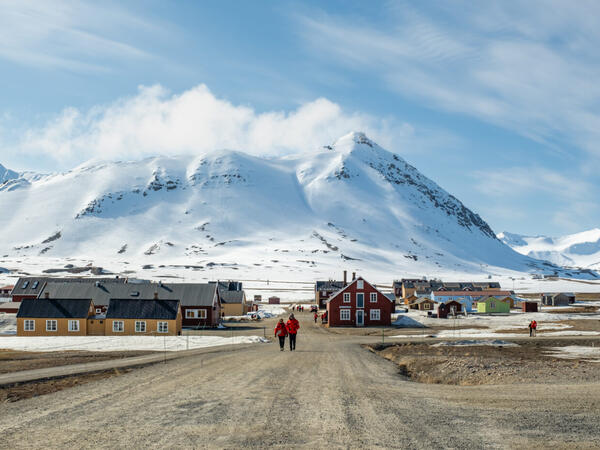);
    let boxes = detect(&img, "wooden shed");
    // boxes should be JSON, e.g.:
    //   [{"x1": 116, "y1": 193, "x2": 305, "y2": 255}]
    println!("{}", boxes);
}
[
  {"x1": 437, "y1": 300, "x2": 463, "y2": 318},
  {"x1": 522, "y1": 301, "x2": 538, "y2": 312}
]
